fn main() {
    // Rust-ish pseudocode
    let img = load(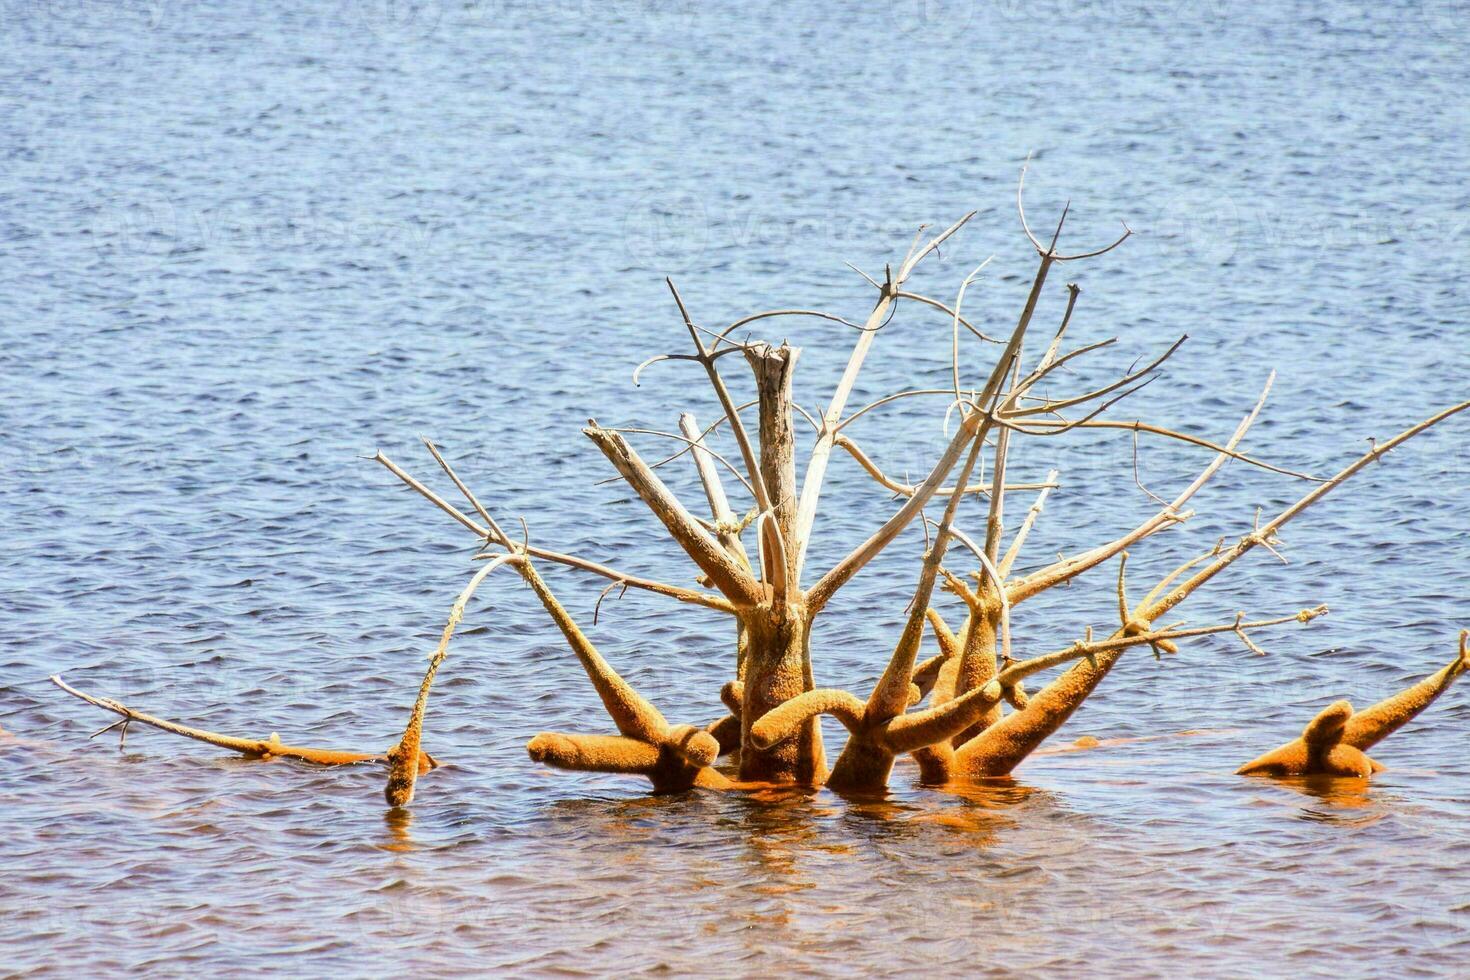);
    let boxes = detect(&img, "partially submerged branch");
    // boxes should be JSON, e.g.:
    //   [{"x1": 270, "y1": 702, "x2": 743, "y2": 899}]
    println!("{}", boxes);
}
[
  {"x1": 51, "y1": 675, "x2": 432, "y2": 770},
  {"x1": 386, "y1": 553, "x2": 525, "y2": 806},
  {"x1": 948, "y1": 398, "x2": 1470, "y2": 780},
  {"x1": 1238, "y1": 631, "x2": 1470, "y2": 777}
]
